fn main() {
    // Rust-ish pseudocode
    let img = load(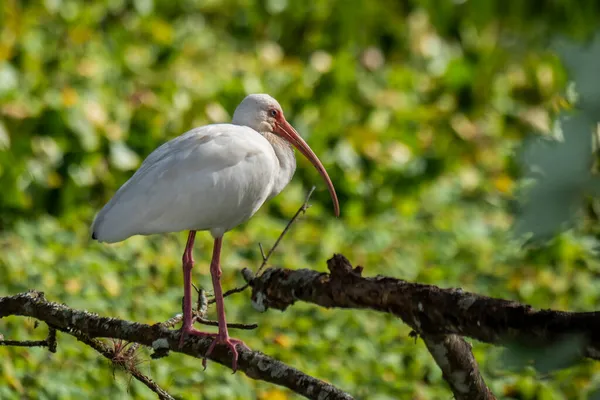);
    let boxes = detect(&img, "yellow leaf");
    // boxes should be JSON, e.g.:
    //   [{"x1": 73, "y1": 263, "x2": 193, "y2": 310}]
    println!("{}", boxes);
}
[
  {"x1": 383, "y1": 371, "x2": 395, "y2": 382},
  {"x1": 0, "y1": 44, "x2": 13, "y2": 61},
  {"x1": 64, "y1": 278, "x2": 82, "y2": 294},
  {"x1": 84, "y1": 101, "x2": 107, "y2": 126},
  {"x1": 273, "y1": 334, "x2": 292, "y2": 348},
  {"x1": 69, "y1": 26, "x2": 92, "y2": 44},
  {"x1": 258, "y1": 389, "x2": 288, "y2": 400},
  {"x1": 493, "y1": 175, "x2": 514, "y2": 194},
  {"x1": 101, "y1": 274, "x2": 122, "y2": 297},
  {"x1": 150, "y1": 20, "x2": 173, "y2": 45},
  {"x1": 61, "y1": 87, "x2": 79, "y2": 107},
  {"x1": 507, "y1": 274, "x2": 522, "y2": 291}
]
